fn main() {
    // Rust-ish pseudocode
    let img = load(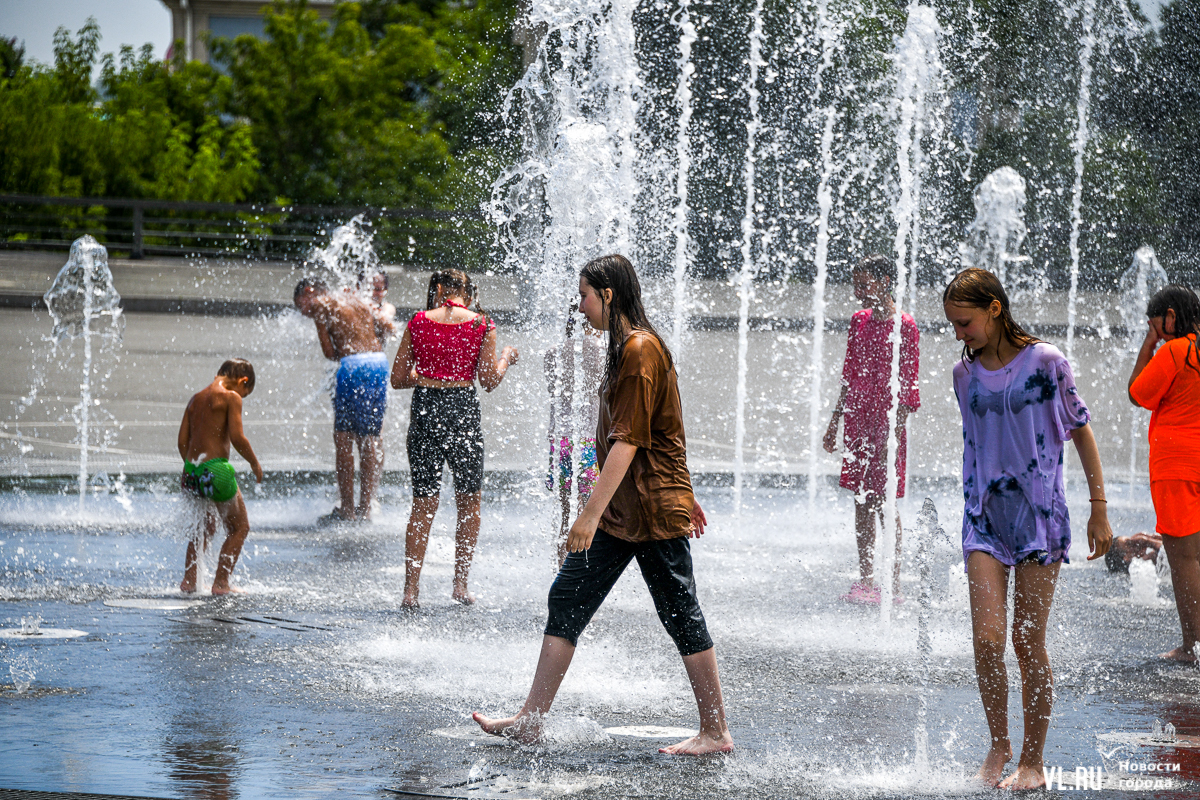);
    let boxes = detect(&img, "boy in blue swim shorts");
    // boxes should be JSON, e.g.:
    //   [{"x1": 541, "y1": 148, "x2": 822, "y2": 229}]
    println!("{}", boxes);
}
[
  {"x1": 178, "y1": 359, "x2": 264, "y2": 595},
  {"x1": 295, "y1": 278, "x2": 392, "y2": 522}
]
